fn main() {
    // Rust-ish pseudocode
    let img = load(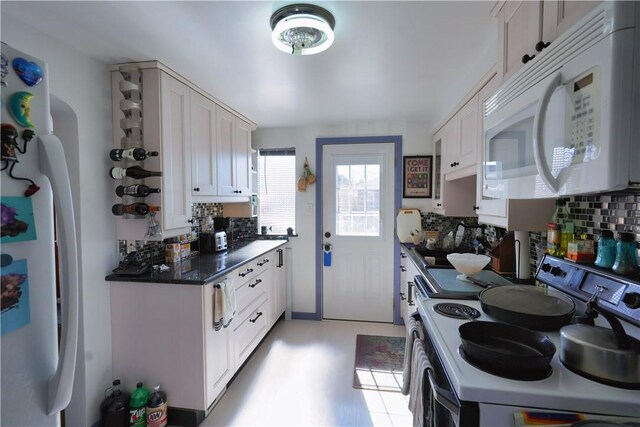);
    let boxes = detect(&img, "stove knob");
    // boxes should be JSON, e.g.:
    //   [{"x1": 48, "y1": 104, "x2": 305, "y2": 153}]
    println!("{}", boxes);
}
[
  {"x1": 622, "y1": 292, "x2": 640, "y2": 309},
  {"x1": 541, "y1": 263, "x2": 552, "y2": 273}
]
